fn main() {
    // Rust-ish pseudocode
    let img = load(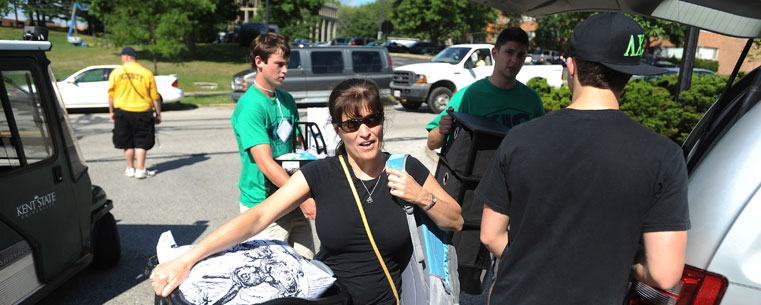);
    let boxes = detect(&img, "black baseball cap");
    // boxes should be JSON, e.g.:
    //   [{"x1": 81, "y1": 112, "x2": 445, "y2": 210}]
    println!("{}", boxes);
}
[
  {"x1": 569, "y1": 13, "x2": 666, "y2": 76},
  {"x1": 119, "y1": 47, "x2": 137, "y2": 57}
]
